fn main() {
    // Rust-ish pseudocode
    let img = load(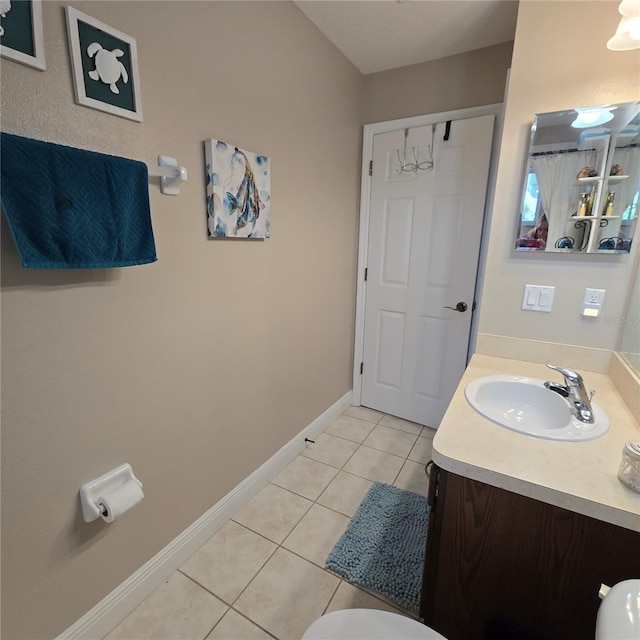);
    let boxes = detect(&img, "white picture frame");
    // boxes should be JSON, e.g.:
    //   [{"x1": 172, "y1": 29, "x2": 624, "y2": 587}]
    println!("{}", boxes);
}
[
  {"x1": 0, "y1": 0, "x2": 46, "y2": 71},
  {"x1": 65, "y1": 6, "x2": 142, "y2": 122}
]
